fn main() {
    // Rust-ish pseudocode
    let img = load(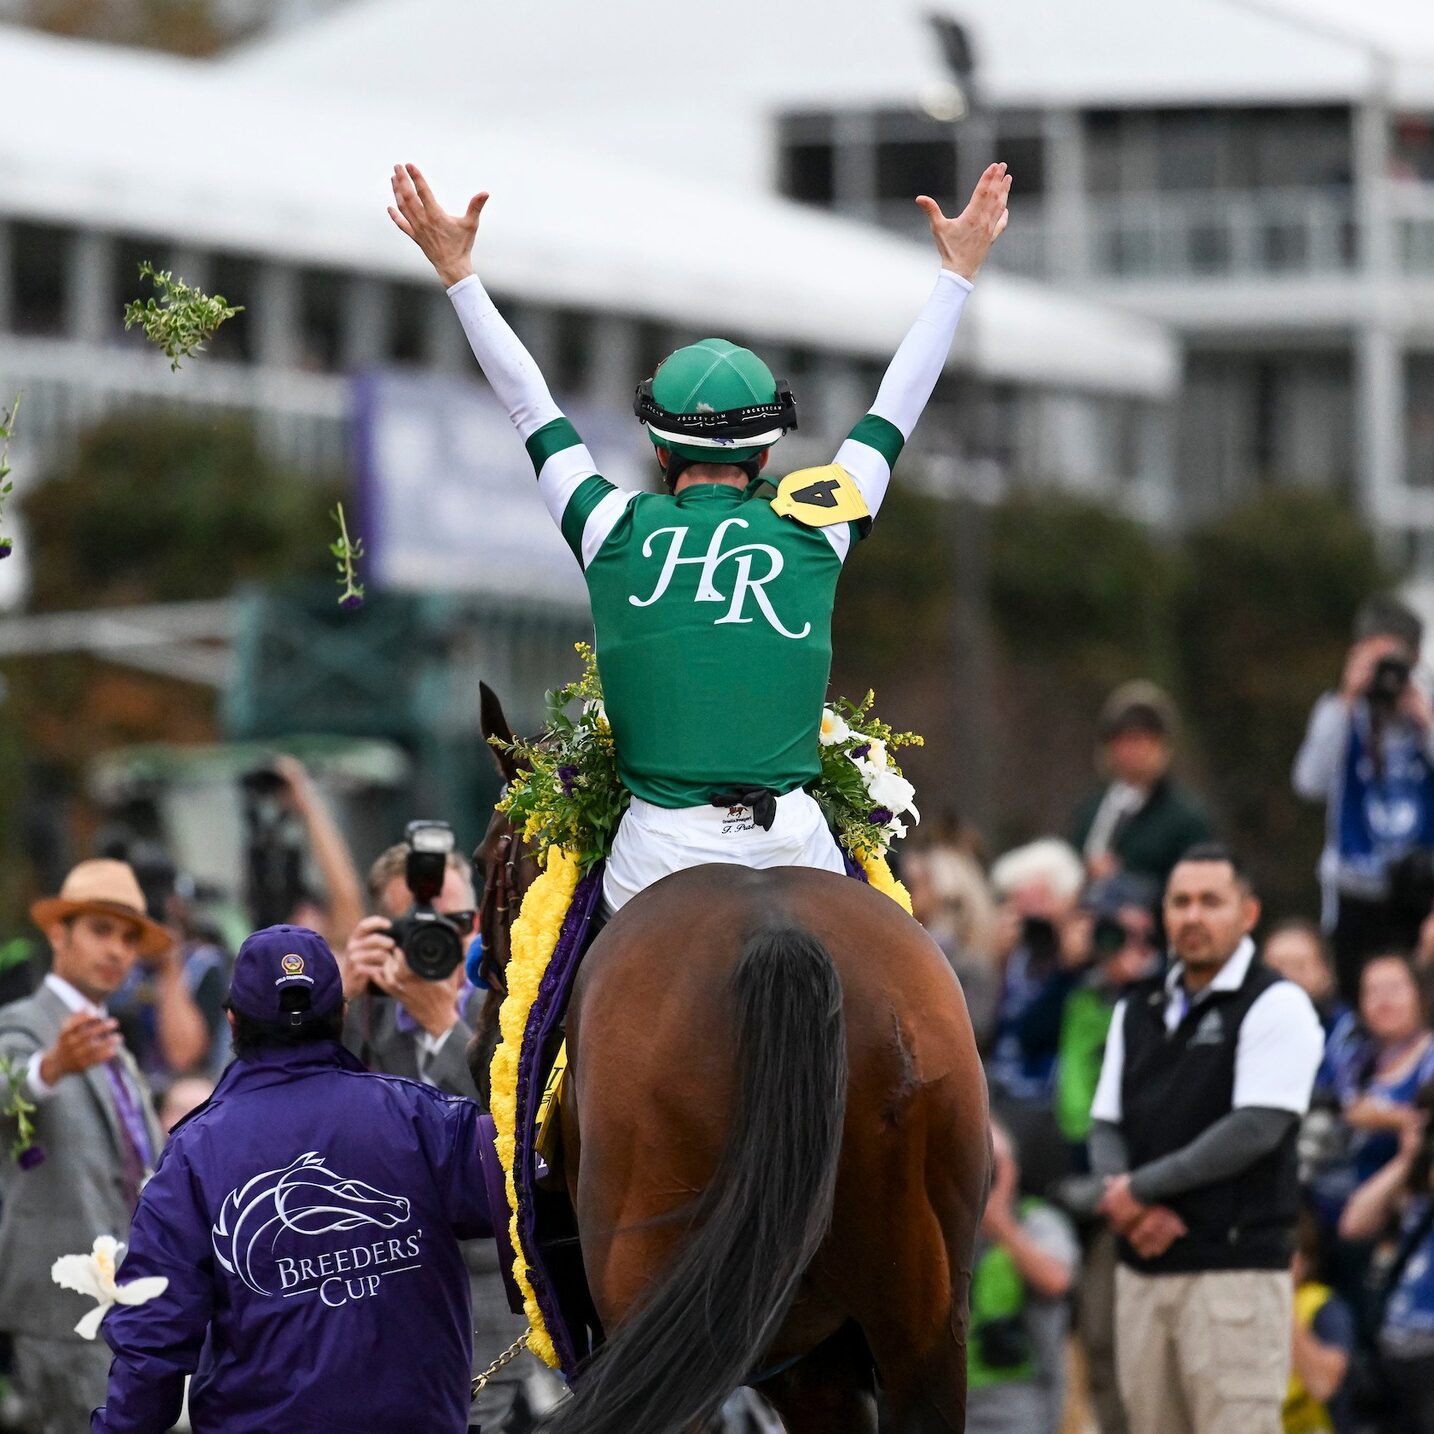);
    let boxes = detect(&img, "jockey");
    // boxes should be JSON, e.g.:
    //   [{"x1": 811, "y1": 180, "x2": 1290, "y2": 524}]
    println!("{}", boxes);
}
[{"x1": 389, "y1": 161, "x2": 1011, "y2": 911}]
